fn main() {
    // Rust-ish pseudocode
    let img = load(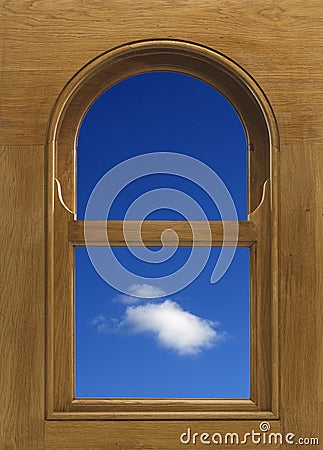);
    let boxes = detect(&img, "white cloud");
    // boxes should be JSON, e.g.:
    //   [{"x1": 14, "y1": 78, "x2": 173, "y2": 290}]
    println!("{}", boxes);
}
[
  {"x1": 93, "y1": 284, "x2": 227, "y2": 355},
  {"x1": 128, "y1": 283, "x2": 167, "y2": 298},
  {"x1": 116, "y1": 283, "x2": 167, "y2": 304},
  {"x1": 91, "y1": 314, "x2": 119, "y2": 333},
  {"x1": 122, "y1": 300, "x2": 224, "y2": 355}
]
